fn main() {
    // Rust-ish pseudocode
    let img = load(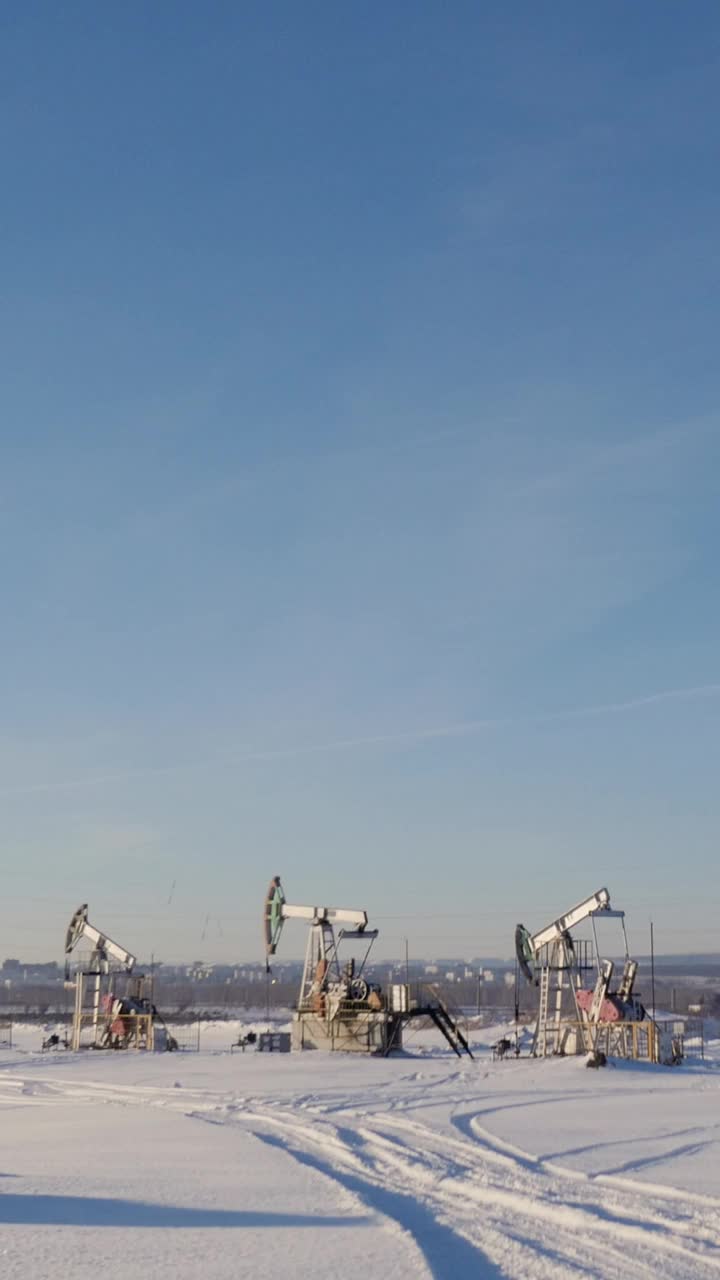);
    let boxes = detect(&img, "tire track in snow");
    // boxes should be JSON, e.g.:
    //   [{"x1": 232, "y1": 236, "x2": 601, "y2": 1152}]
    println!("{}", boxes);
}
[
  {"x1": 5, "y1": 1070, "x2": 720, "y2": 1278},
  {"x1": 459, "y1": 1110, "x2": 720, "y2": 1215},
  {"x1": 225, "y1": 1104, "x2": 720, "y2": 1279}
]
